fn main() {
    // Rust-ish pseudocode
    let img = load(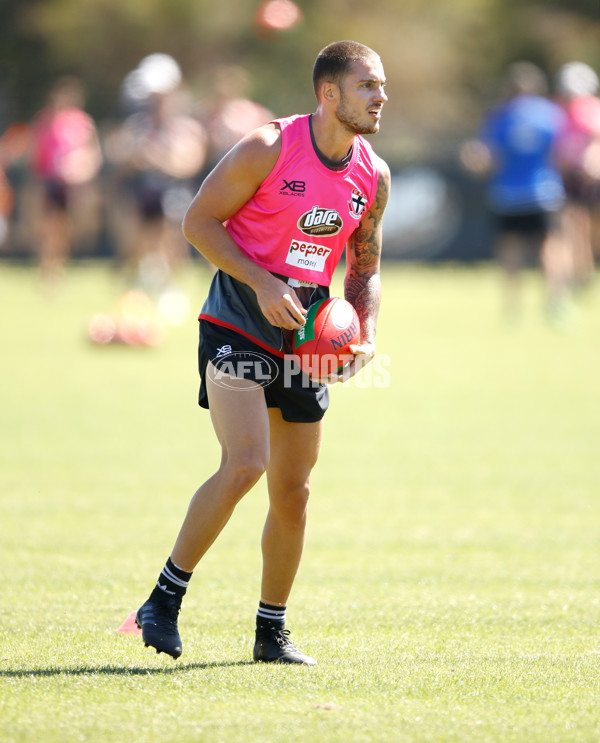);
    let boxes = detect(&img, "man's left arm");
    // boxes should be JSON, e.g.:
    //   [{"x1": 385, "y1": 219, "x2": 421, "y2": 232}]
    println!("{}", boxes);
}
[{"x1": 339, "y1": 159, "x2": 390, "y2": 381}]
